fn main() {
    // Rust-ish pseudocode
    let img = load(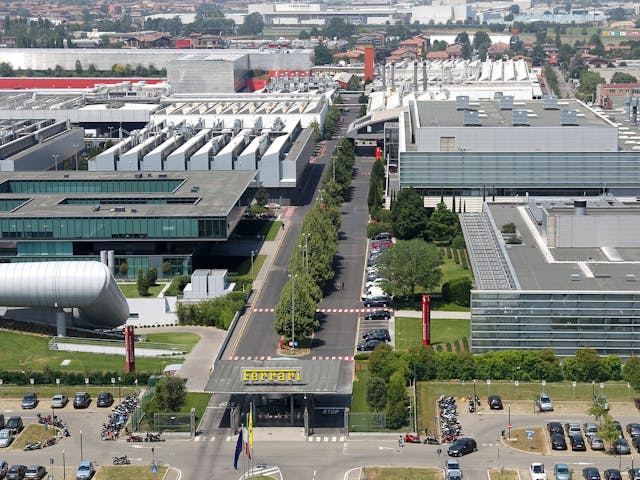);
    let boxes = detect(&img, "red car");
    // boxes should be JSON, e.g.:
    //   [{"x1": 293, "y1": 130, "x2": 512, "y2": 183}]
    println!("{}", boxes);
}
[{"x1": 404, "y1": 433, "x2": 421, "y2": 443}]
